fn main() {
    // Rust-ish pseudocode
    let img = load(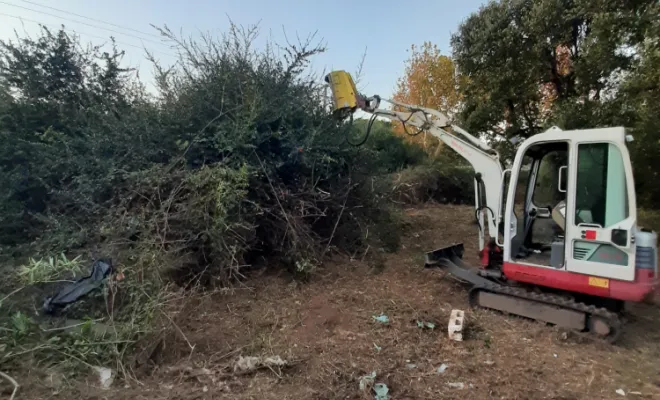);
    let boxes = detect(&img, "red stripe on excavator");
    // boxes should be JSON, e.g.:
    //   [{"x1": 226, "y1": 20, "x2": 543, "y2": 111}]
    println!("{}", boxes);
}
[{"x1": 502, "y1": 262, "x2": 658, "y2": 302}]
